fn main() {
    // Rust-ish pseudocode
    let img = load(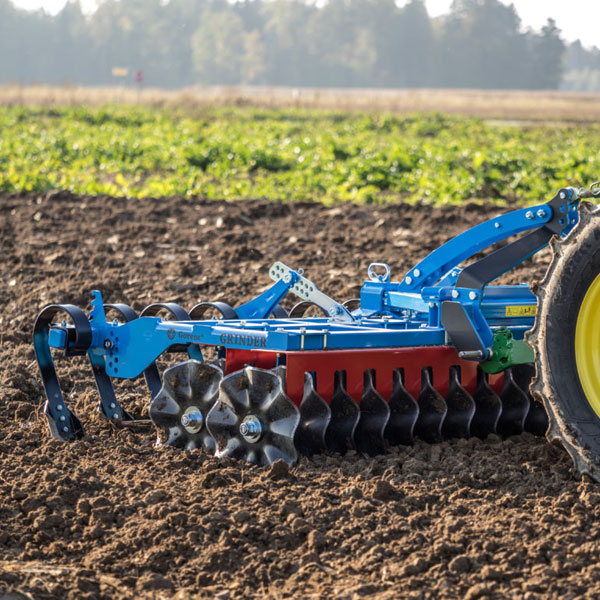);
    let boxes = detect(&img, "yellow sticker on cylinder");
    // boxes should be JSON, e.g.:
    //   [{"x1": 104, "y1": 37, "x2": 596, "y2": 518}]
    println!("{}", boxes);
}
[{"x1": 505, "y1": 305, "x2": 537, "y2": 317}]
